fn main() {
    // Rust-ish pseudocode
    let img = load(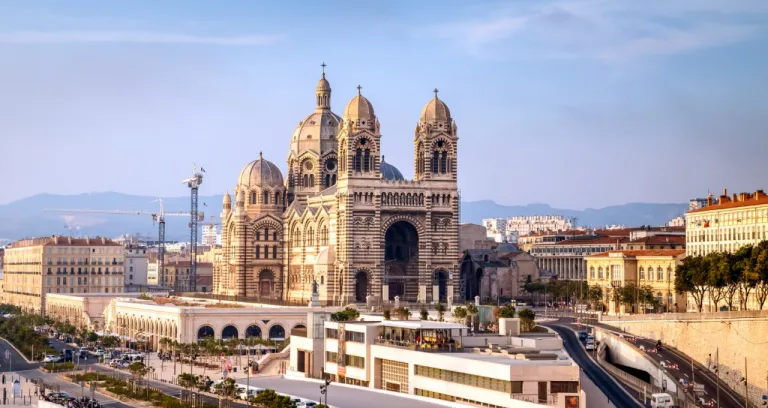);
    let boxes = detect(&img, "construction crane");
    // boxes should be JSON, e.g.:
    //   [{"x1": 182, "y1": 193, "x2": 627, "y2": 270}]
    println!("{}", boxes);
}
[
  {"x1": 182, "y1": 164, "x2": 204, "y2": 292},
  {"x1": 44, "y1": 199, "x2": 202, "y2": 289}
]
